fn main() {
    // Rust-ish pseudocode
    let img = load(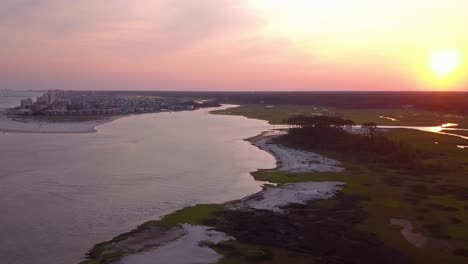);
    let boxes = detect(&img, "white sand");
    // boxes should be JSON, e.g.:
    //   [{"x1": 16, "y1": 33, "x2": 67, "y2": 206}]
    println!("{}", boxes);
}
[
  {"x1": 255, "y1": 137, "x2": 344, "y2": 173},
  {"x1": 238, "y1": 134, "x2": 346, "y2": 212},
  {"x1": 118, "y1": 225, "x2": 232, "y2": 264},
  {"x1": 233, "y1": 182, "x2": 344, "y2": 213},
  {"x1": 0, "y1": 112, "x2": 122, "y2": 133}
]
